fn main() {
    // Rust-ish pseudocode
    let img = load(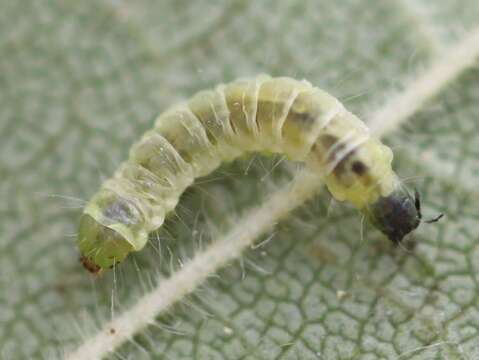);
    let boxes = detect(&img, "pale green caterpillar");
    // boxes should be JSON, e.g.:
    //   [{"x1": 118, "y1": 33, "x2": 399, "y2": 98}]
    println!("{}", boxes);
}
[{"x1": 78, "y1": 75, "x2": 441, "y2": 273}]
